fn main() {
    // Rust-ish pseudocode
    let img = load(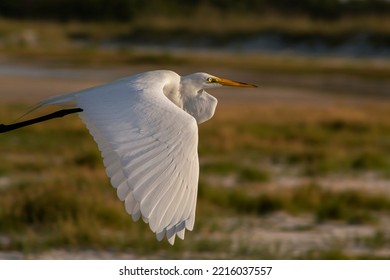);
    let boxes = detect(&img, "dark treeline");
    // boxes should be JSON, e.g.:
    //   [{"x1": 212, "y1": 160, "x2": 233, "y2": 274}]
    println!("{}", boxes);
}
[{"x1": 1, "y1": 0, "x2": 390, "y2": 21}]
